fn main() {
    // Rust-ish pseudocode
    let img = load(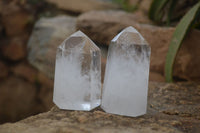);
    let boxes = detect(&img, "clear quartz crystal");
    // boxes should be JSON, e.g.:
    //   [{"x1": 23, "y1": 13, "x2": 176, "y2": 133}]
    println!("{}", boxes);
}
[
  {"x1": 101, "y1": 26, "x2": 151, "y2": 117},
  {"x1": 53, "y1": 31, "x2": 101, "y2": 111}
]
